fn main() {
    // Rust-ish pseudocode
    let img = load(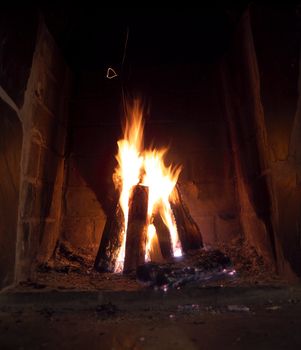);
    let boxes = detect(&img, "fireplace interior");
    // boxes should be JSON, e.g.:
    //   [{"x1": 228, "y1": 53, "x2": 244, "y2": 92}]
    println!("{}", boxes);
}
[{"x1": 1, "y1": 4, "x2": 301, "y2": 294}]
